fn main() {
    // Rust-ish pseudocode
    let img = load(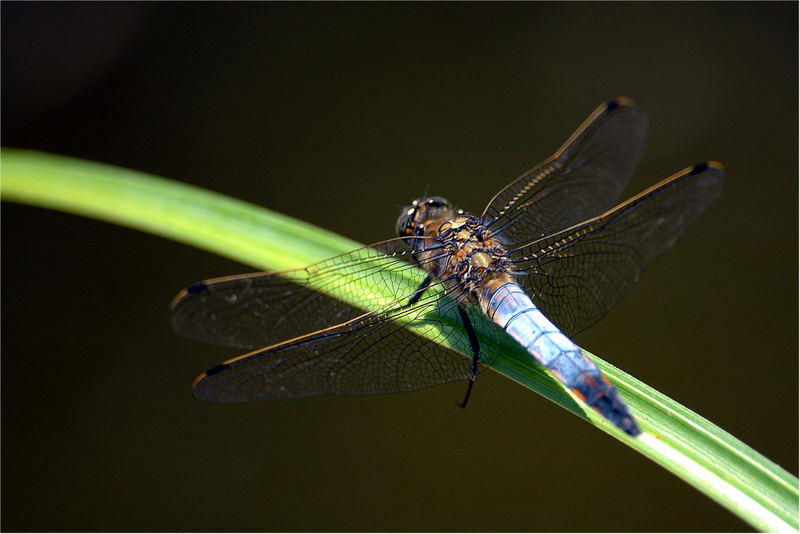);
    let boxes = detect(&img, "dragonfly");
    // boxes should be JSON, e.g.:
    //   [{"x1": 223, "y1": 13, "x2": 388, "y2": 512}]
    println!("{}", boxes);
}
[{"x1": 170, "y1": 97, "x2": 725, "y2": 437}]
